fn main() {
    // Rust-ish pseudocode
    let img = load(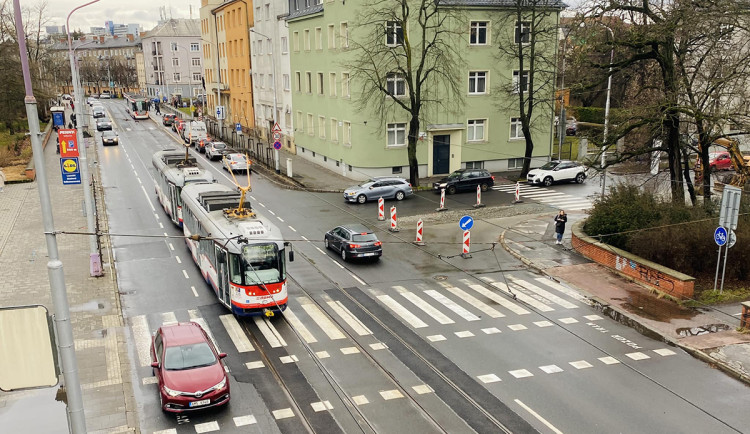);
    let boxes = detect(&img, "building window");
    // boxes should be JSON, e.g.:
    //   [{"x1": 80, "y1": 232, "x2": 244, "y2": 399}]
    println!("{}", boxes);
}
[
  {"x1": 295, "y1": 72, "x2": 301, "y2": 91},
  {"x1": 343, "y1": 121, "x2": 351, "y2": 145},
  {"x1": 465, "y1": 161, "x2": 485, "y2": 169},
  {"x1": 317, "y1": 72, "x2": 324, "y2": 95},
  {"x1": 307, "y1": 113, "x2": 314, "y2": 135},
  {"x1": 171, "y1": 42, "x2": 178, "y2": 51},
  {"x1": 264, "y1": 4, "x2": 270, "y2": 20},
  {"x1": 283, "y1": 74, "x2": 290, "y2": 91},
  {"x1": 318, "y1": 116, "x2": 326, "y2": 138},
  {"x1": 386, "y1": 72, "x2": 406, "y2": 97},
  {"x1": 172, "y1": 58, "x2": 179, "y2": 67},
  {"x1": 173, "y1": 73, "x2": 181, "y2": 82},
  {"x1": 304, "y1": 29, "x2": 310, "y2": 51},
  {"x1": 469, "y1": 71, "x2": 487, "y2": 94},
  {"x1": 387, "y1": 123, "x2": 406, "y2": 147},
  {"x1": 470, "y1": 21, "x2": 488, "y2": 45},
  {"x1": 328, "y1": 25, "x2": 335, "y2": 49},
  {"x1": 191, "y1": 57, "x2": 201, "y2": 66},
  {"x1": 281, "y1": 36, "x2": 288, "y2": 53},
  {"x1": 330, "y1": 118, "x2": 339, "y2": 141},
  {"x1": 508, "y1": 158, "x2": 524, "y2": 169},
  {"x1": 515, "y1": 21, "x2": 531, "y2": 44},
  {"x1": 192, "y1": 72, "x2": 201, "y2": 82},
  {"x1": 293, "y1": 32, "x2": 300, "y2": 51},
  {"x1": 258, "y1": 74, "x2": 264, "y2": 88},
  {"x1": 315, "y1": 27, "x2": 322, "y2": 50},
  {"x1": 340, "y1": 22, "x2": 349, "y2": 48},
  {"x1": 296, "y1": 111, "x2": 303, "y2": 130},
  {"x1": 190, "y1": 43, "x2": 199, "y2": 51},
  {"x1": 513, "y1": 70, "x2": 529, "y2": 93},
  {"x1": 306, "y1": 72, "x2": 312, "y2": 93},
  {"x1": 329, "y1": 73, "x2": 337, "y2": 96},
  {"x1": 467, "y1": 119, "x2": 486, "y2": 141},
  {"x1": 342, "y1": 72, "x2": 350, "y2": 97},
  {"x1": 386, "y1": 21, "x2": 404, "y2": 46},
  {"x1": 510, "y1": 117, "x2": 525, "y2": 139},
  {"x1": 392, "y1": 166, "x2": 402, "y2": 174}
]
